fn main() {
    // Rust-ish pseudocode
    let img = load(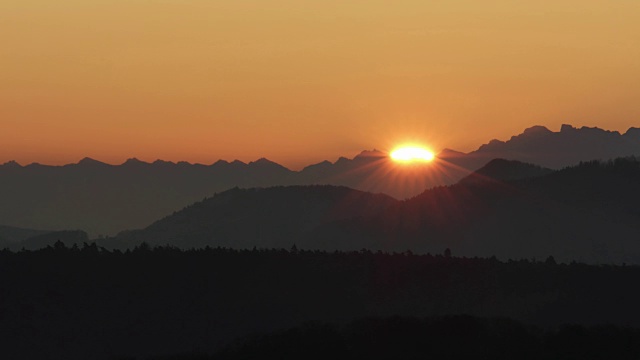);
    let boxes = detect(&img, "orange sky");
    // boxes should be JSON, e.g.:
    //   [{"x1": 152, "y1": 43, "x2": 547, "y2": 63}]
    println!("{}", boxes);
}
[{"x1": 1, "y1": 1, "x2": 639, "y2": 169}]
